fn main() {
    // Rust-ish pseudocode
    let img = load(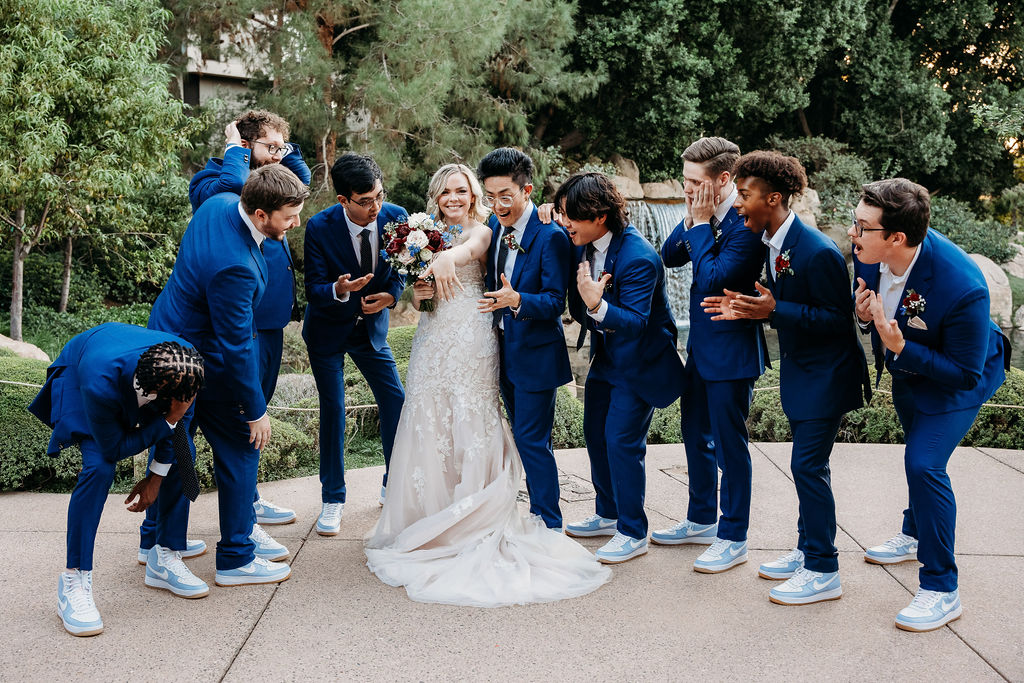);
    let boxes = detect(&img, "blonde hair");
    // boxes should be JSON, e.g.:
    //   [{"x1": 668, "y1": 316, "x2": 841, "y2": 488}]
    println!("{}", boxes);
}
[{"x1": 426, "y1": 164, "x2": 490, "y2": 224}]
